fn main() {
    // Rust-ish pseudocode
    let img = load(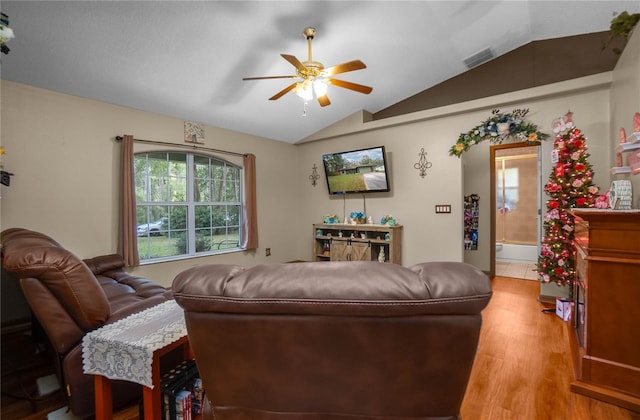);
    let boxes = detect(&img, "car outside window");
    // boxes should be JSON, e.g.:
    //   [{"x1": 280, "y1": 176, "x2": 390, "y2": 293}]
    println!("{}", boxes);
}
[{"x1": 134, "y1": 151, "x2": 242, "y2": 262}]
